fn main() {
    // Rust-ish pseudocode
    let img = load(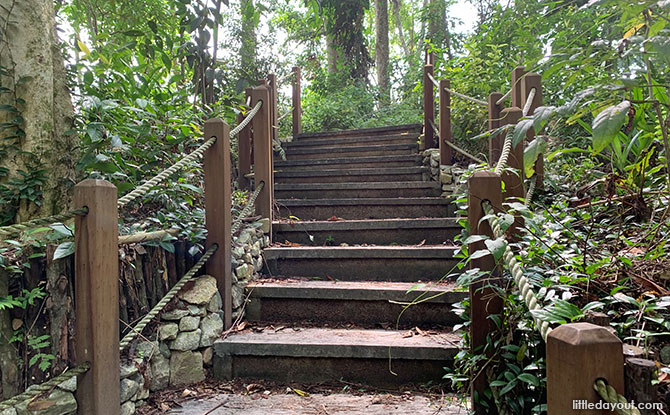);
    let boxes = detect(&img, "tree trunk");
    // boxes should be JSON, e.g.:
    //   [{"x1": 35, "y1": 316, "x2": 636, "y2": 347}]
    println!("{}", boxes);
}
[
  {"x1": 391, "y1": 0, "x2": 411, "y2": 59},
  {"x1": 326, "y1": 30, "x2": 339, "y2": 74},
  {"x1": 0, "y1": 270, "x2": 20, "y2": 399},
  {"x1": 240, "y1": 0, "x2": 258, "y2": 81},
  {"x1": 375, "y1": 0, "x2": 390, "y2": 104},
  {"x1": 426, "y1": 0, "x2": 452, "y2": 59},
  {"x1": 0, "y1": 0, "x2": 77, "y2": 223}
]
